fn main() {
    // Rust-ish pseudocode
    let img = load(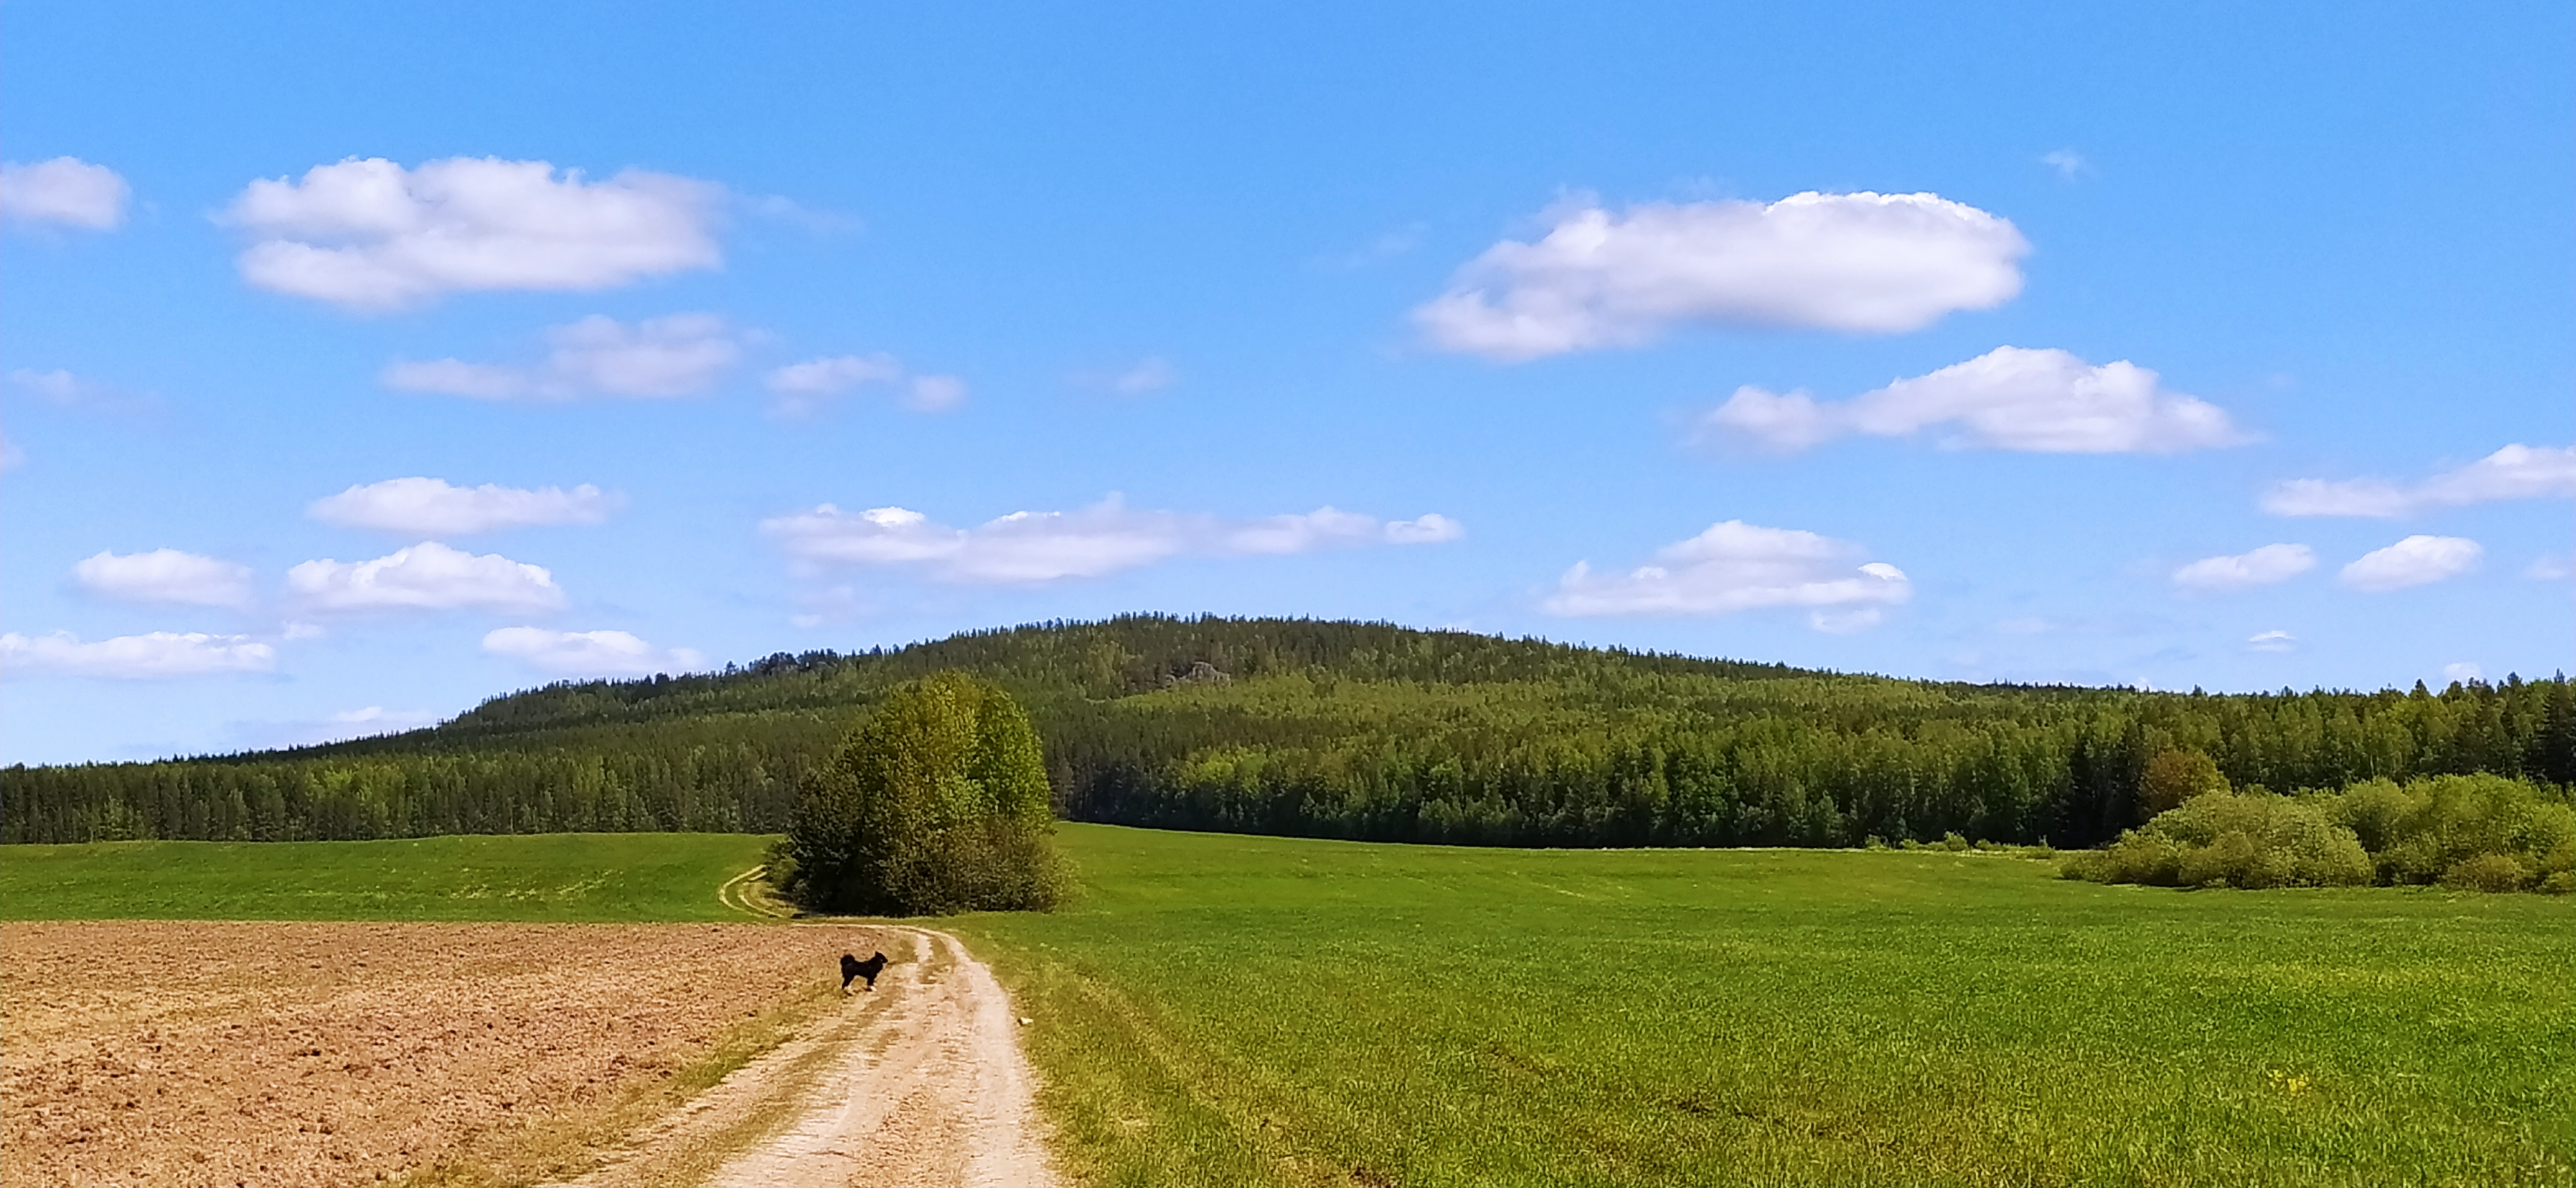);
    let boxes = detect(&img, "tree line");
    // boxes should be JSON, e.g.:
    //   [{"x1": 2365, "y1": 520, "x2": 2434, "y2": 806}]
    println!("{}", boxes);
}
[{"x1": 5, "y1": 616, "x2": 2569, "y2": 848}]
